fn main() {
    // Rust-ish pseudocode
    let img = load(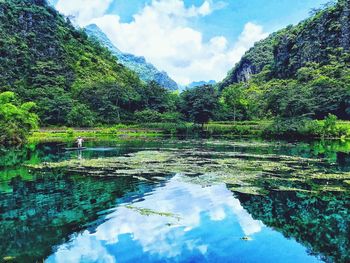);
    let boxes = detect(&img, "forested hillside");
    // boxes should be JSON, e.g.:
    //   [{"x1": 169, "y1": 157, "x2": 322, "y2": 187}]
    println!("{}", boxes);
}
[
  {"x1": 219, "y1": 0, "x2": 350, "y2": 122},
  {"x1": 85, "y1": 24, "x2": 178, "y2": 91},
  {"x1": 0, "y1": 0, "x2": 176, "y2": 126},
  {"x1": 221, "y1": 0, "x2": 350, "y2": 87},
  {"x1": 187, "y1": 80, "x2": 216, "y2": 89},
  {"x1": 1, "y1": 0, "x2": 350, "y2": 138}
]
